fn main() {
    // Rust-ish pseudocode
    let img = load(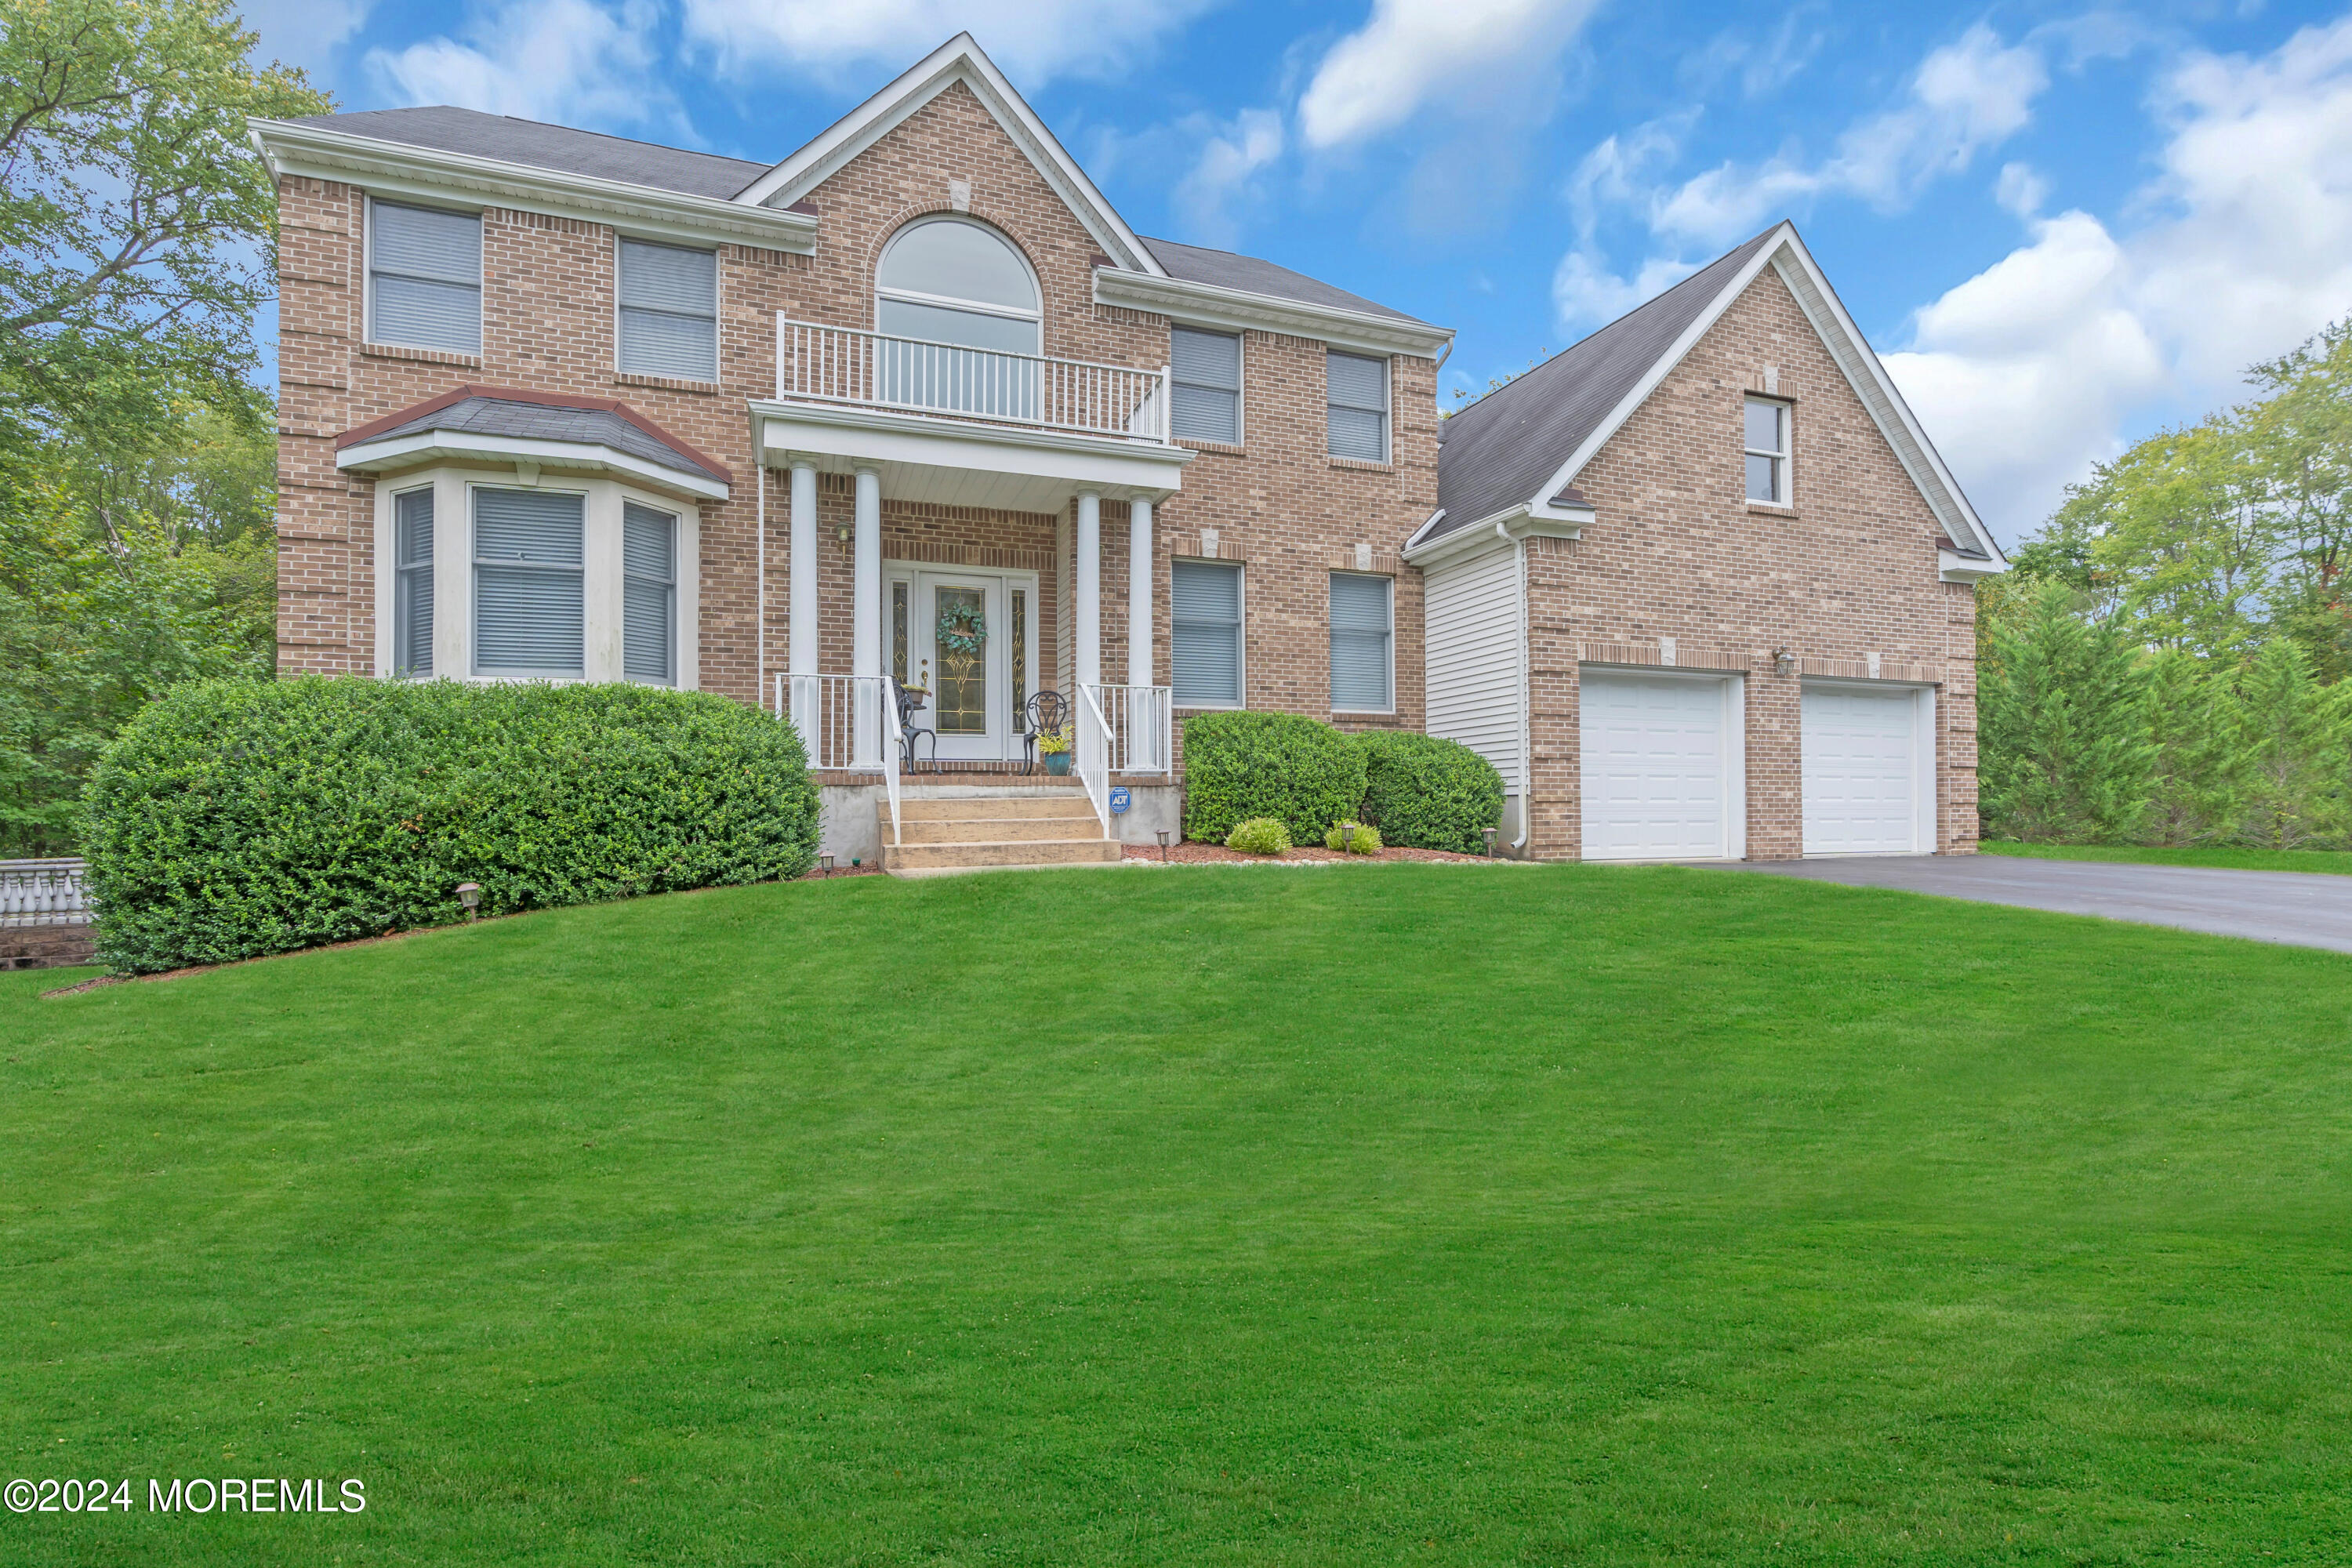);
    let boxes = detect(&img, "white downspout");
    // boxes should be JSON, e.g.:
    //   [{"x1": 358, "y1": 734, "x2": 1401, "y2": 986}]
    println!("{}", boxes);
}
[
  {"x1": 755, "y1": 461, "x2": 766, "y2": 711},
  {"x1": 1514, "y1": 533, "x2": 1532, "y2": 852}
]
